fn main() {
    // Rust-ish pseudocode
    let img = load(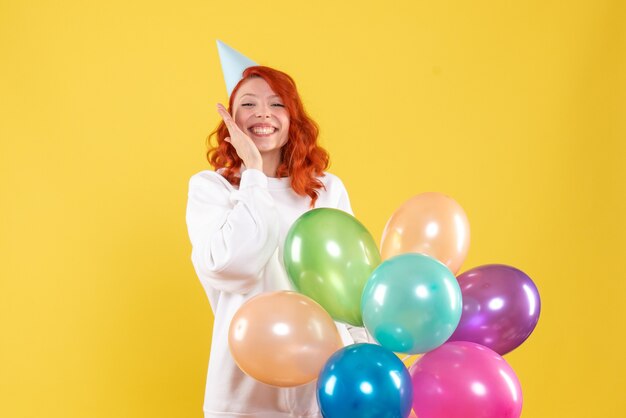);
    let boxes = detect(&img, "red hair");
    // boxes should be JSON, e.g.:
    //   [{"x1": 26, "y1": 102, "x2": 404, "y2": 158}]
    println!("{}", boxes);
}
[{"x1": 207, "y1": 66, "x2": 329, "y2": 207}]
